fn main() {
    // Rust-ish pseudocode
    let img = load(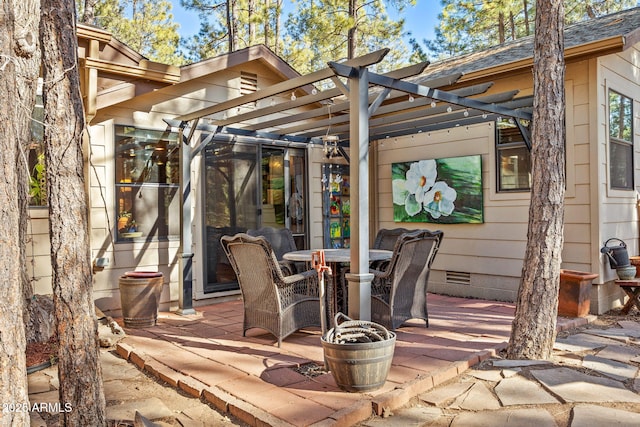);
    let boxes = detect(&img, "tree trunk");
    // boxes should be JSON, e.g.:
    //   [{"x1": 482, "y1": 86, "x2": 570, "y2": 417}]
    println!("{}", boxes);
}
[
  {"x1": 227, "y1": 0, "x2": 235, "y2": 52},
  {"x1": 275, "y1": 0, "x2": 282, "y2": 54},
  {"x1": 507, "y1": 0, "x2": 565, "y2": 360},
  {"x1": 263, "y1": 0, "x2": 269, "y2": 47},
  {"x1": 0, "y1": 3, "x2": 30, "y2": 425},
  {"x1": 523, "y1": 0, "x2": 531, "y2": 36},
  {"x1": 347, "y1": 0, "x2": 356, "y2": 59},
  {"x1": 12, "y1": 0, "x2": 41, "y2": 337},
  {"x1": 81, "y1": 0, "x2": 99, "y2": 24},
  {"x1": 40, "y1": 0, "x2": 107, "y2": 424}
]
